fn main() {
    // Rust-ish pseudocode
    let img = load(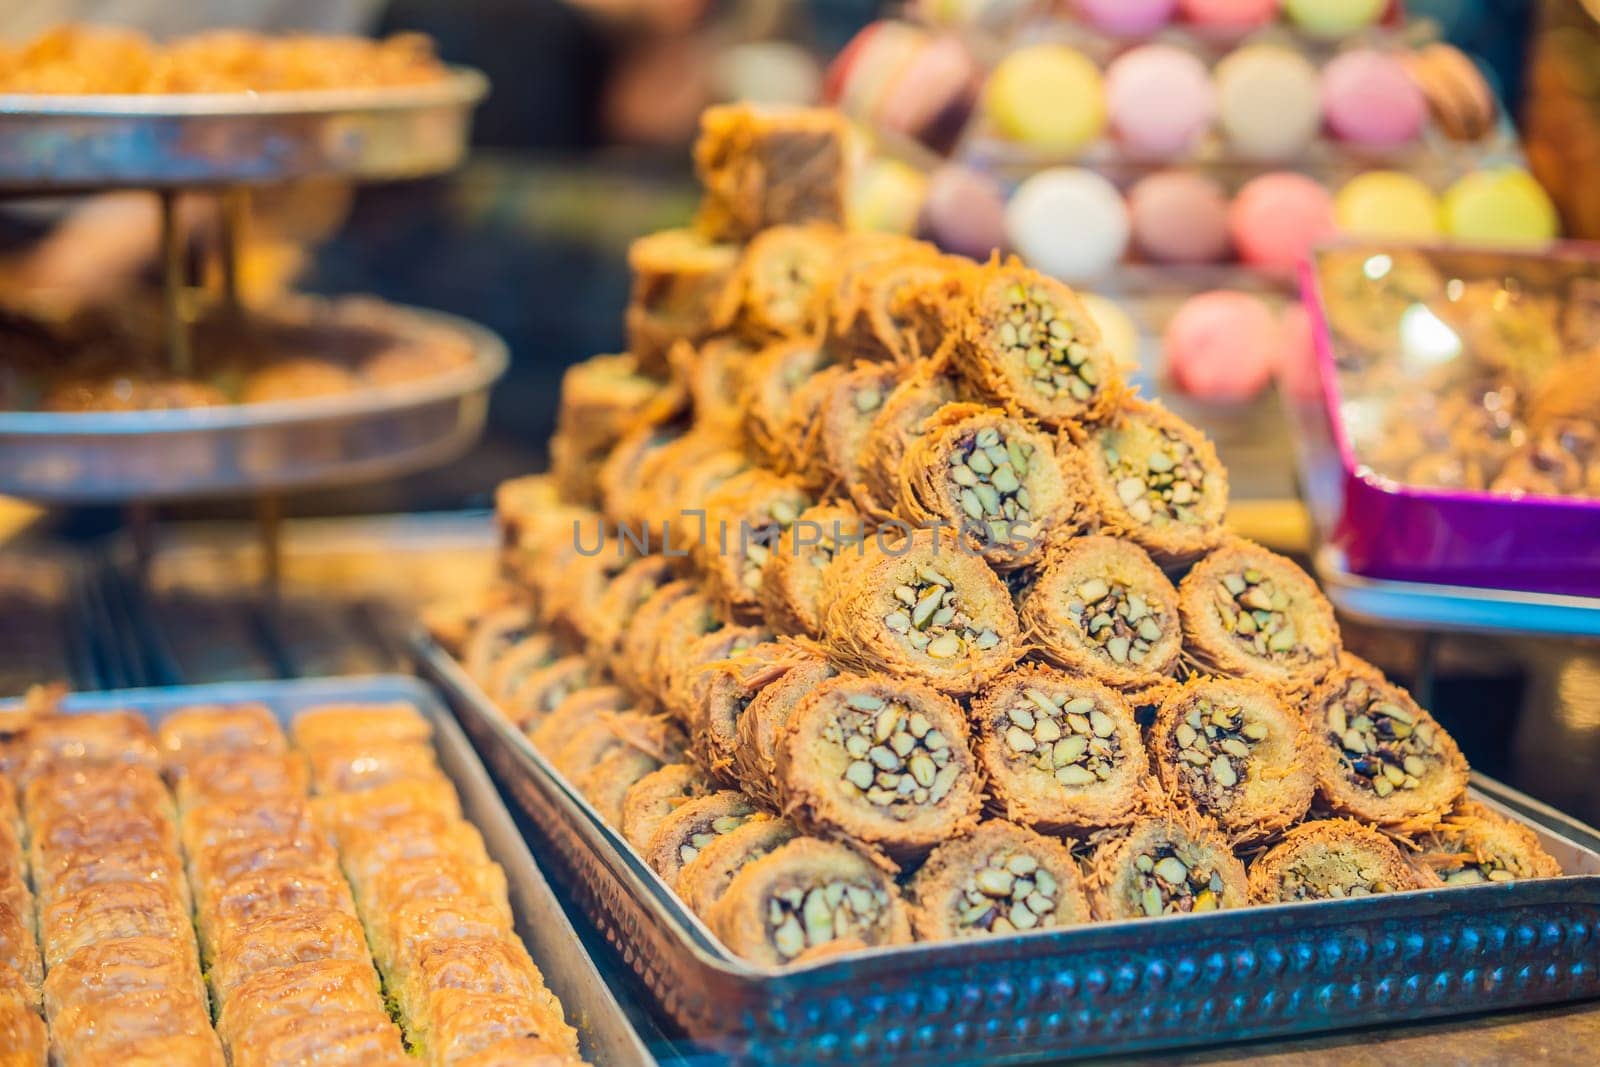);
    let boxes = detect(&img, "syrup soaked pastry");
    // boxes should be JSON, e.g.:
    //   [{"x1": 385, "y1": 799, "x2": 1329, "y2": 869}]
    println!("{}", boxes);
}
[
  {"x1": 619, "y1": 764, "x2": 717, "y2": 851},
  {"x1": 625, "y1": 227, "x2": 740, "y2": 375},
  {"x1": 708, "y1": 837, "x2": 911, "y2": 967},
  {"x1": 828, "y1": 236, "x2": 951, "y2": 365},
  {"x1": 692, "y1": 105, "x2": 850, "y2": 242},
  {"x1": 462, "y1": 605, "x2": 537, "y2": 690},
  {"x1": 665, "y1": 624, "x2": 772, "y2": 729},
  {"x1": 710, "y1": 224, "x2": 843, "y2": 342},
  {"x1": 776, "y1": 674, "x2": 982, "y2": 861},
  {"x1": 907, "y1": 820, "x2": 1091, "y2": 941},
  {"x1": 549, "y1": 352, "x2": 671, "y2": 507},
  {"x1": 1178, "y1": 539, "x2": 1341, "y2": 694},
  {"x1": 818, "y1": 528, "x2": 1022, "y2": 695},
  {"x1": 667, "y1": 336, "x2": 752, "y2": 438},
  {"x1": 0, "y1": 989, "x2": 45, "y2": 1065},
  {"x1": 1305, "y1": 658, "x2": 1469, "y2": 835},
  {"x1": 559, "y1": 713, "x2": 687, "y2": 824},
  {"x1": 690, "y1": 637, "x2": 790, "y2": 775},
  {"x1": 637, "y1": 435, "x2": 753, "y2": 554},
  {"x1": 1086, "y1": 810, "x2": 1250, "y2": 920},
  {"x1": 542, "y1": 535, "x2": 640, "y2": 649},
  {"x1": 508, "y1": 656, "x2": 601, "y2": 734},
  {"x1": 526, "y1": 686, "x2": 635, "y2": 759},
  {"x1": 779, "y1": 364, "x2": 849, "y2": 492},
  {"x1": 757, "y1": 501, "x2": 866, "y2": 637},
  {"x1": 732, "y1": 655, "x2": 839, "y2": 804},
  {"x1": 589, "y1": 556, "x2": 677, "y2": 674},
  {"x1": 1150, "y1": 678, "x2": 1315, "y2": 846},
  {"x1": 614, "y1": 580, "x2": 698, "y2": 698},
  {"x1": 644, "y1": 590, "x2": 728, "y2": 704},
  {"x1": 898, "y1": 403, "x2": 1076, "y2": 570},
  {"x1": 813, "y1": 361, "x2": 905, "y2": 512},
  {"x1": 1080, "y1": 398, "x2": 1229, "y2": 566},
  {"x1": 156, "y1": 703, "x2": 284, "y2": 766},
  {"x1": 861, "y1": 369, "x2": 963, "y2": 516},
  {"x1": 677, "y1": 817, "x2": 802, "y2": 920},
  {"x1": 972, "y1": 665, "x2": 1157, "y2": 838},
  {"x1": 951, "y1": 257, "x2": 1124, "y2": 429},
  {"x1": 1411, "y1": 800, "x2": 1562, "y2": 886},
  {"x1": 741, "y1": 340, "x2": 832, "y2": 471},
  {"x1": 693, "y1": 470, "x2": 814, "y2": 623},
  {"x1": 597, "y1": 420, "x2": 690, "y2": 535},
  {"x1": 1019, "y1": 535, "x2": 1182, "y2": 697},
  {"x1": 642, "y1": 792, "x2": 763, "y2": 890},
  {"x1": 482, "y1": 635, "x2": 559, "y2": 712},
  {"x1": 1248, "y1": 819, "x2": 1427, "y2": 903}
]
